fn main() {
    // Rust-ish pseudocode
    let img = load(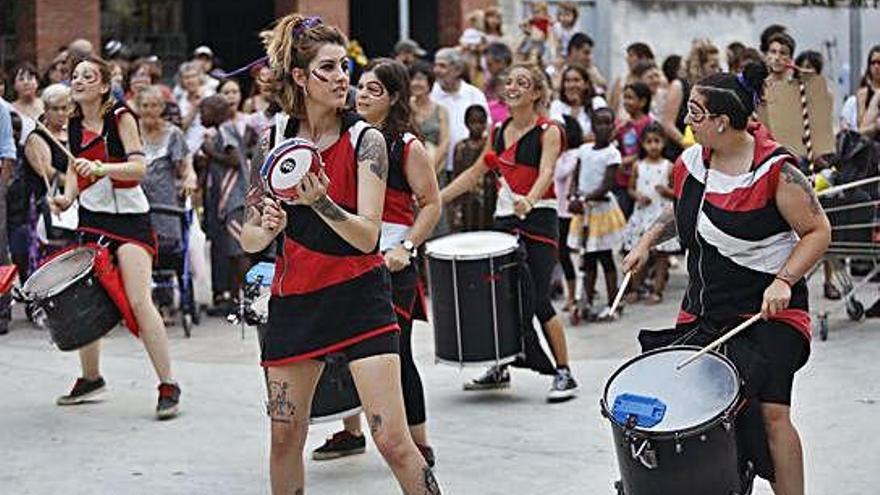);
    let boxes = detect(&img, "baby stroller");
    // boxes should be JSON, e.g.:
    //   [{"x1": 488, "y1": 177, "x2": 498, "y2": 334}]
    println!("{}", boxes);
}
[
  {"x1": 813, "y1": 130, "x2": 880, "y2": 340},
  {"x1": 151, "y1": 203, "x2": 200, "y2": 337}
]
